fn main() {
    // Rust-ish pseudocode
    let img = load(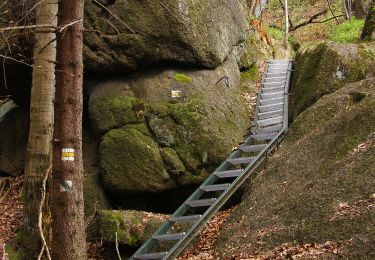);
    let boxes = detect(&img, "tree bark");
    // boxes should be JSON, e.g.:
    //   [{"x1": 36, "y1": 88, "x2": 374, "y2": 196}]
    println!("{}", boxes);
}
[
  {"x1": 22, "y1": 0, "x2": 57, "y2": 257},
  {"x1": 361, "y1": 0, "x2": 375, "y2": 40},
  {"x1": 353, "y1": 0, "x2": 367, "y2": 18},
  {"x1": 51, "y1": 0, "x2": 86, "y2": 259}
]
